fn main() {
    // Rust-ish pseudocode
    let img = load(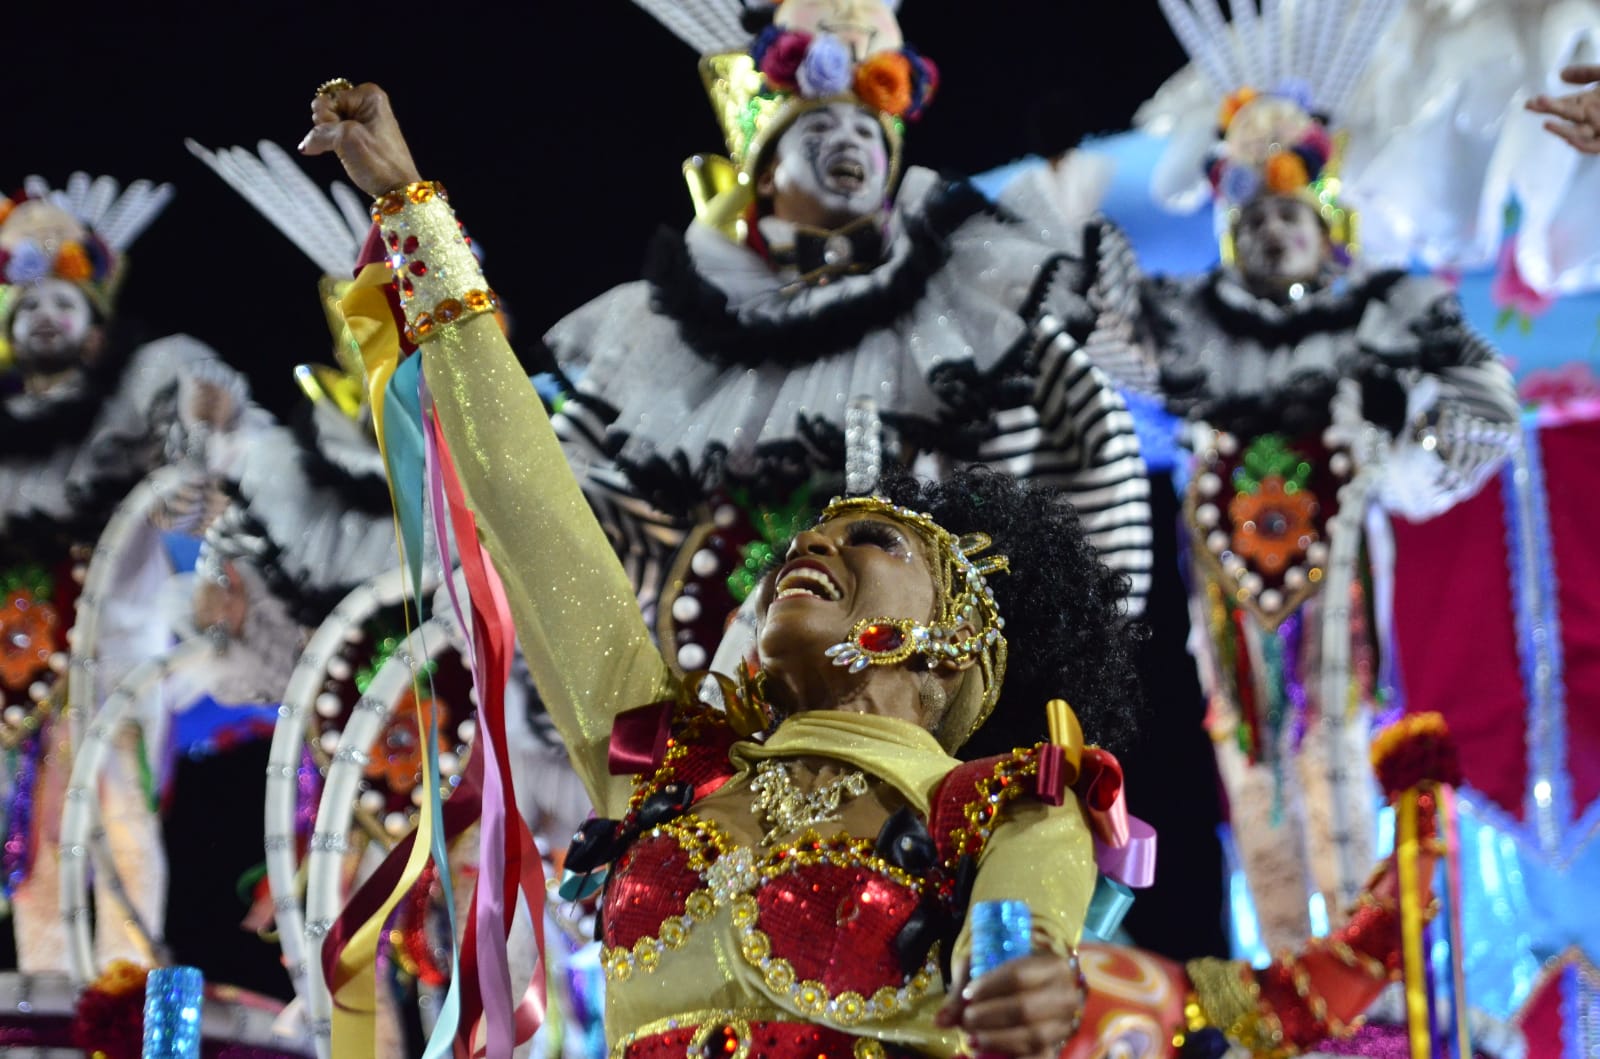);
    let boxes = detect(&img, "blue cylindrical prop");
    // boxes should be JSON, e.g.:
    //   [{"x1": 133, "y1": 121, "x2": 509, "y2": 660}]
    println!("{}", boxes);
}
[
  {"x1": 969, "y1": 899, "x2": 1031, "y2": 980},
  {"x1": 142, "y1": 965, "x2": 203, "y2": 1059}
]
